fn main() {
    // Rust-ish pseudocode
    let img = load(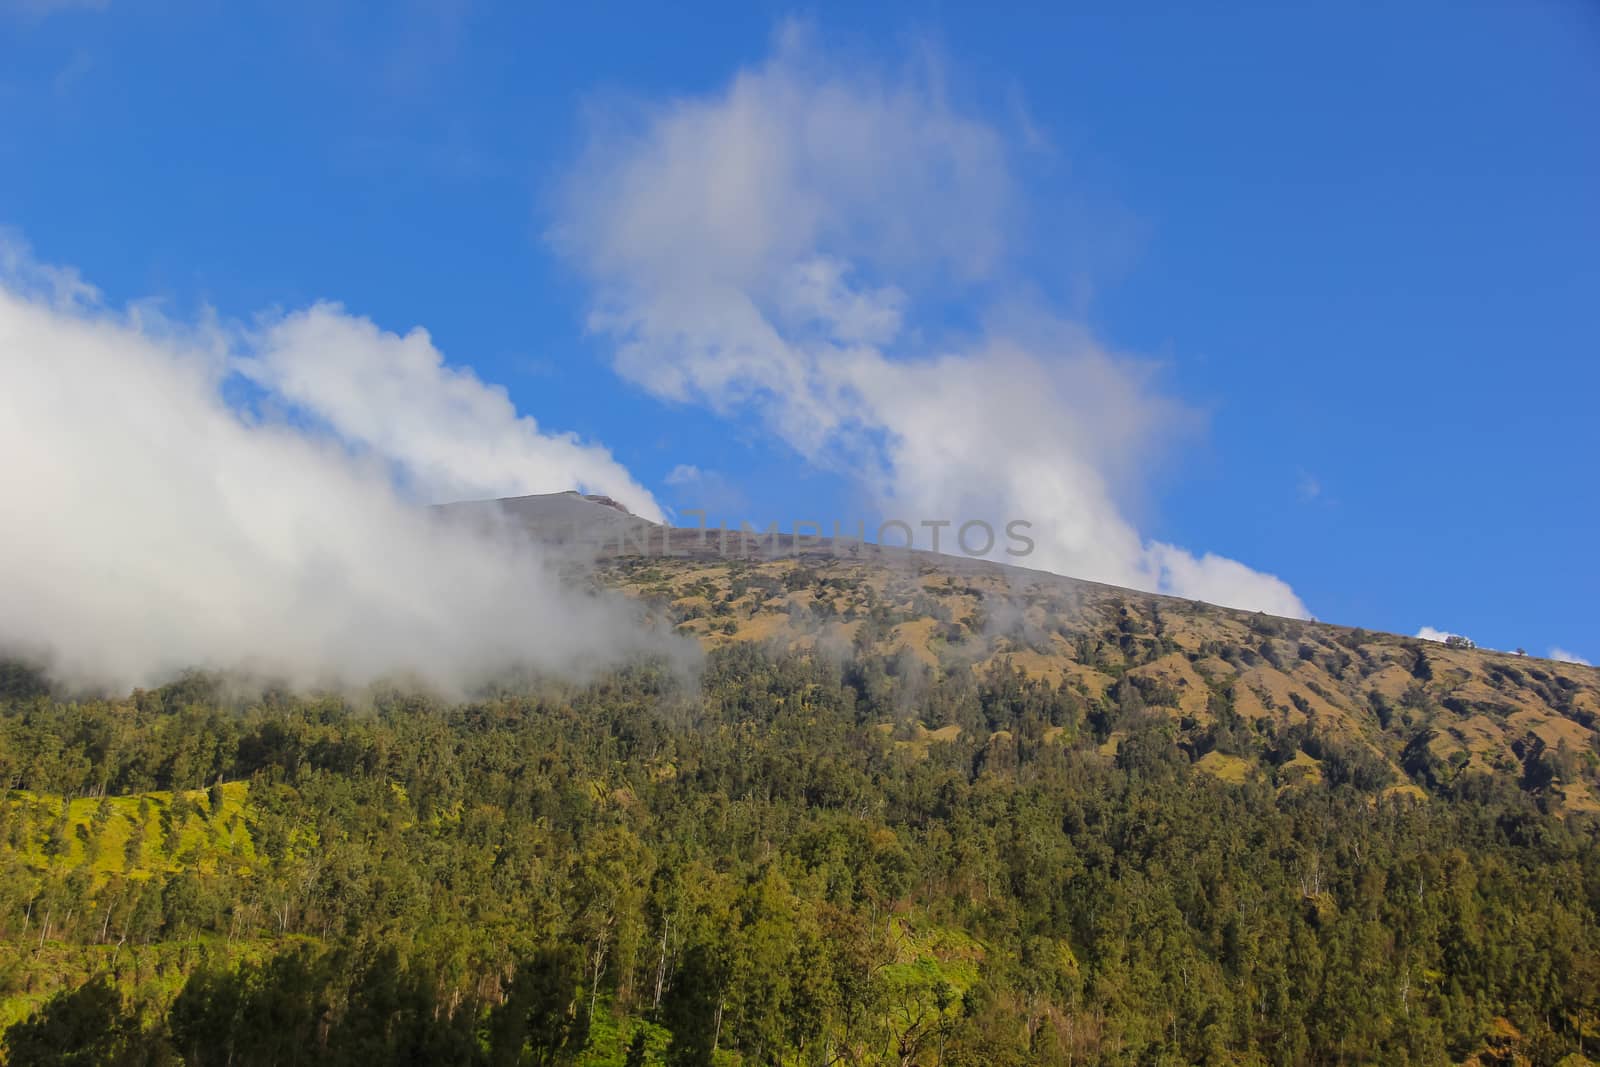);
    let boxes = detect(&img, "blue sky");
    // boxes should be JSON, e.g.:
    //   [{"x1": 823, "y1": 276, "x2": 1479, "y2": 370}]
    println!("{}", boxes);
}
[{"x1": 2, "y1": 1, "x2": 1597, "y2": 663}]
